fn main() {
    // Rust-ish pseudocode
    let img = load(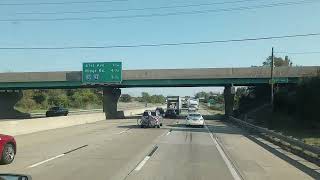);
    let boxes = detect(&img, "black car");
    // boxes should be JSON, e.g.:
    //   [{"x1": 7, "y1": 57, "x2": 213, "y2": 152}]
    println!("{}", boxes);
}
[
  {"x1": 46, "y1": 106, "x2": 69, "y2": 117},
  {"x1": 165, "y1": 109, "x2": 177, "y2": 118}
]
